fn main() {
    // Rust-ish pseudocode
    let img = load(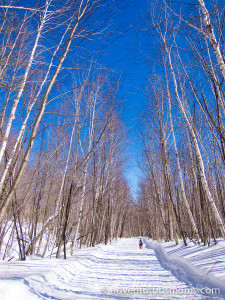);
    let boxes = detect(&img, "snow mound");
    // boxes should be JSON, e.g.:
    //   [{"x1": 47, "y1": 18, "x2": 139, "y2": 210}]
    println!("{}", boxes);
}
[{"x1": 144, "y1": 239, "x2": 225, "y2": 297}]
